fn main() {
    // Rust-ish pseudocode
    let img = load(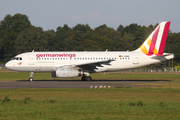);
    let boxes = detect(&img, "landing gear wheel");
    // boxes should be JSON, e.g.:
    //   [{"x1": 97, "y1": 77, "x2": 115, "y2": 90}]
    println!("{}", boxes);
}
[
  {"x1": 85, "y1": 76, "x2": 92, "y2": 81},
  {"x1": 29, "y1": 72, "x2": 34, "y2": 82},
  {"x1": 81, "y1": 75, "x2": 86, "y2": 81},
  {"x1": 29, "y1": 77, "x2": 33, "y2": 82}
]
